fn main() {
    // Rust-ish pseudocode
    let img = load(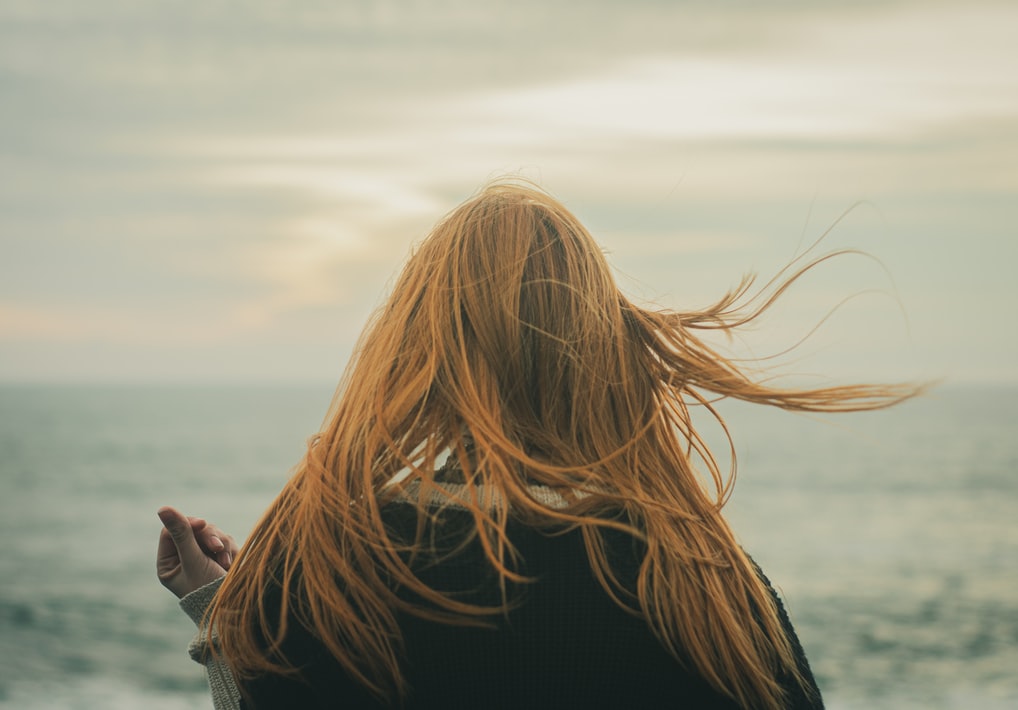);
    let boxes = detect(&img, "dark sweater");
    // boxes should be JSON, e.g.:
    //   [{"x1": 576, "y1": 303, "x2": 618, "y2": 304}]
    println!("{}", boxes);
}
[{"x1": 237, "y1": 496, "x2": 824, "y2": 710}]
